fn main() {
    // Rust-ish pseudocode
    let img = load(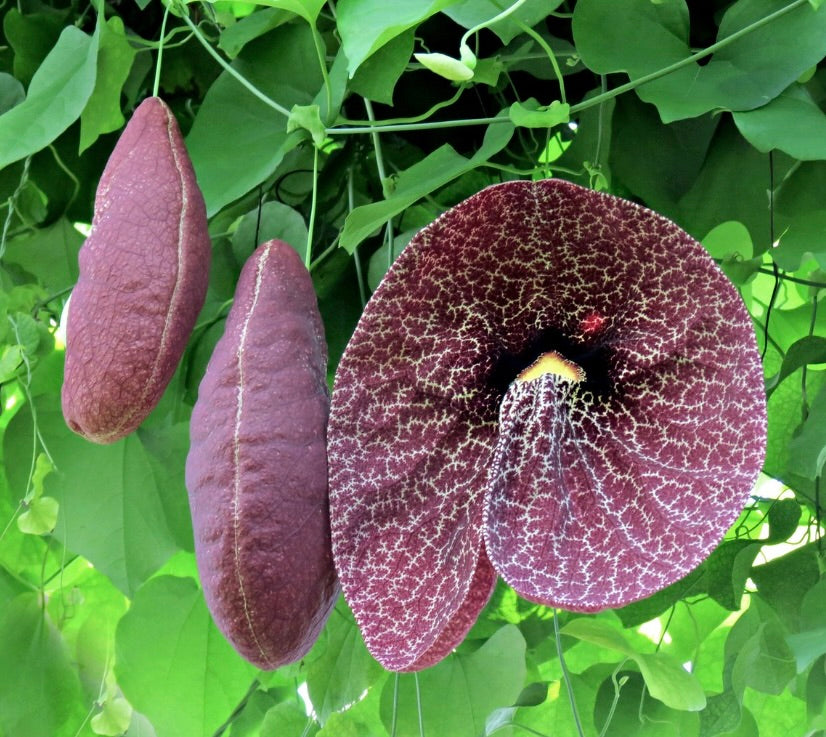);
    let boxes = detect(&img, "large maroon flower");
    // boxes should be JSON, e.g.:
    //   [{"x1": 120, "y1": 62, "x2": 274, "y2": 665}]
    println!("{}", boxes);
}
[{"x1": 327, "y1": 179, "x2": 766, "y2": 672}]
